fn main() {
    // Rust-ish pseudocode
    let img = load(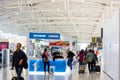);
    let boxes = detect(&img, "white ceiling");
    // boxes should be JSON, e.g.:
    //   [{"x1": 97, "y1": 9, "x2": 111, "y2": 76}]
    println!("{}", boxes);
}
[{"x1": 0, "y1": 0, "x2": 120, "y2": 42}]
